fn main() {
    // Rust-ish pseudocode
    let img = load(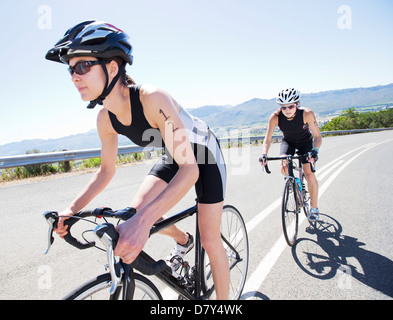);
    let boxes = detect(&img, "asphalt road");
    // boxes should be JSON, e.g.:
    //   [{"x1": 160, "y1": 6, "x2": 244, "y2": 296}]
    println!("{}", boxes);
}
[{"x1": 1, "y1": 130, "x2": 392, "y2": 300}]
